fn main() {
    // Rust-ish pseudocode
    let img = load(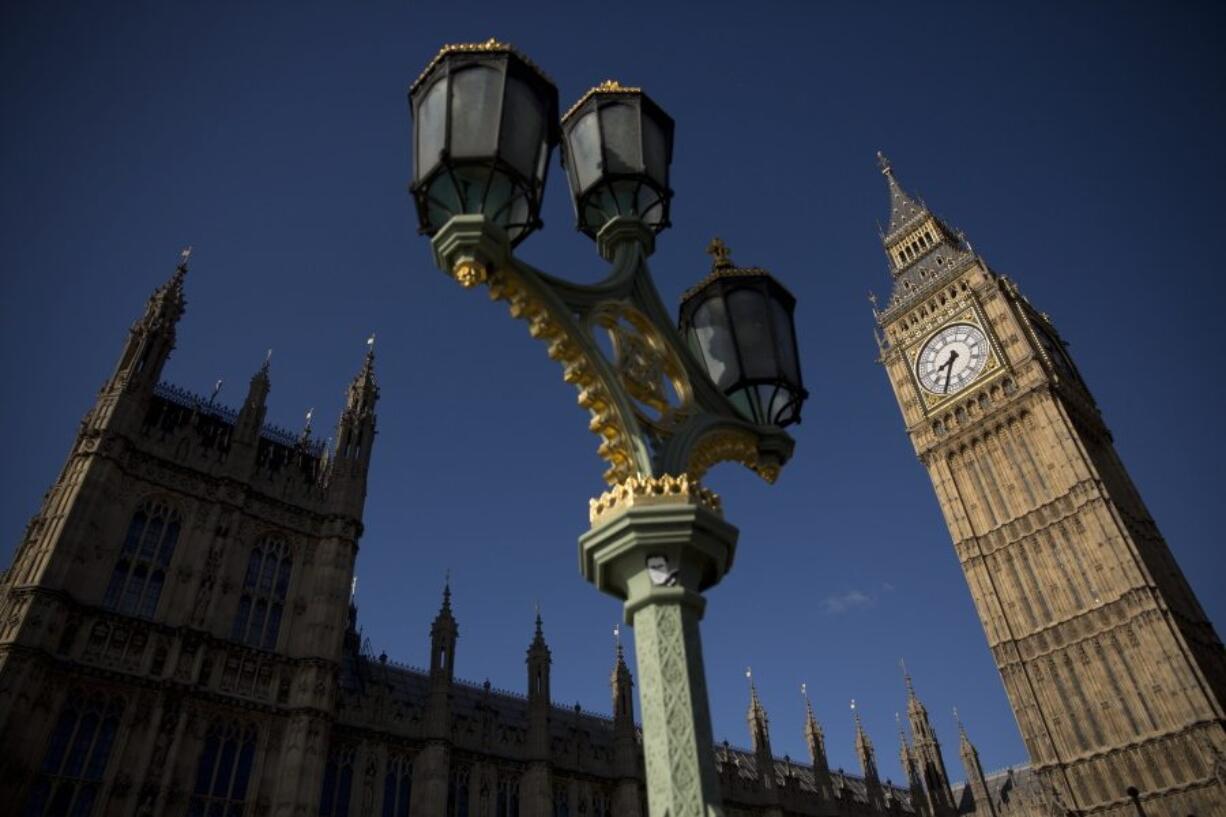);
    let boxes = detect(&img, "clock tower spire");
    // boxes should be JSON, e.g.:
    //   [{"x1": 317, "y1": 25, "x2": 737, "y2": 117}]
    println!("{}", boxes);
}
[{"x1": 872, "y1": 155, "x2": 1226, "y2": 816}]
